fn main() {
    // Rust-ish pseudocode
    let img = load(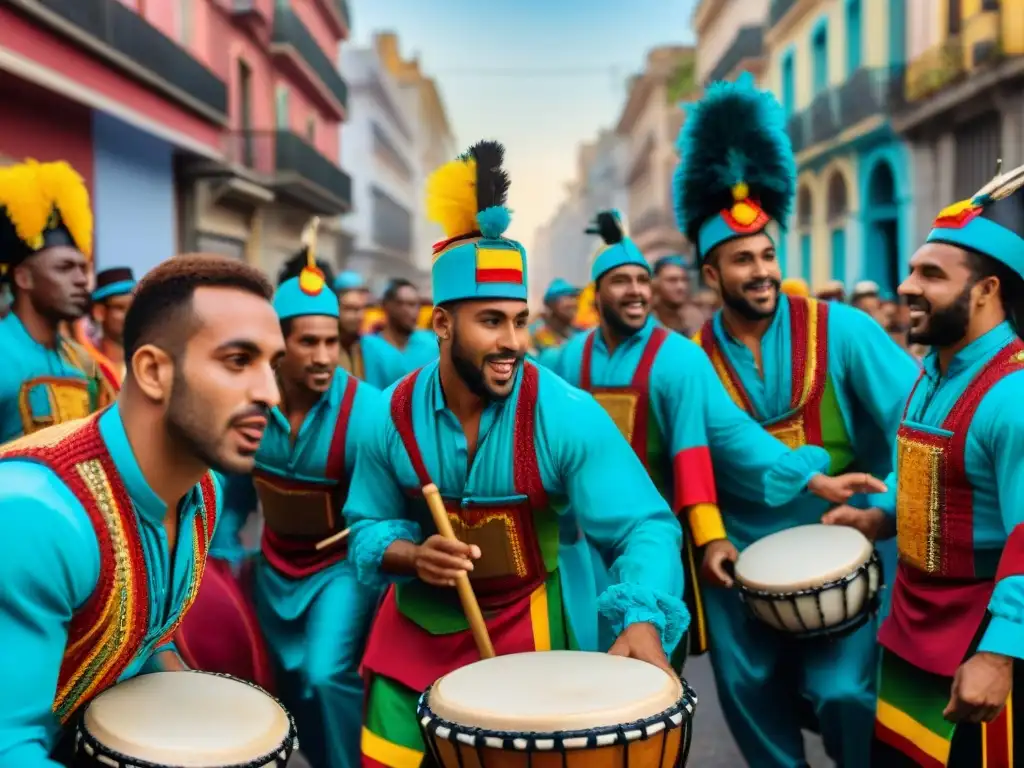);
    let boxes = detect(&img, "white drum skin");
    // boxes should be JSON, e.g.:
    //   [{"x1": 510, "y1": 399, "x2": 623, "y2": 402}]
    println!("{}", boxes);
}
[
  {"x1": 76, "y1": 671, "x2": 297, "y2": 768},
  {"x1": 734, "y1": 524, "x2": 882, "y2": 635}
]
